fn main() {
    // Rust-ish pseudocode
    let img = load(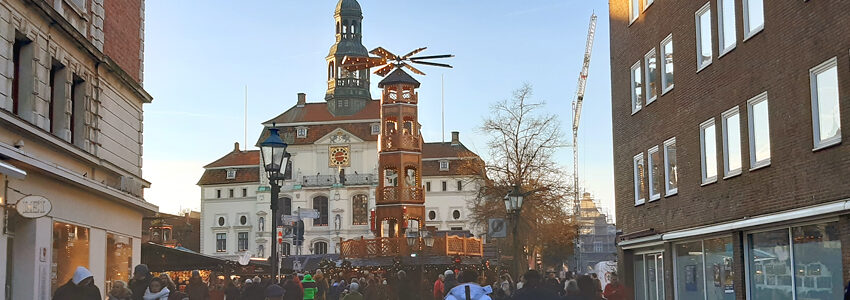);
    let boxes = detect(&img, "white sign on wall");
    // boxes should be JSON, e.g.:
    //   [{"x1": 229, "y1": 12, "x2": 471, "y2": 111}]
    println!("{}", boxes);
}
[{"x1": 16, "y1": 195, "x2": 52, "y2": 218}]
